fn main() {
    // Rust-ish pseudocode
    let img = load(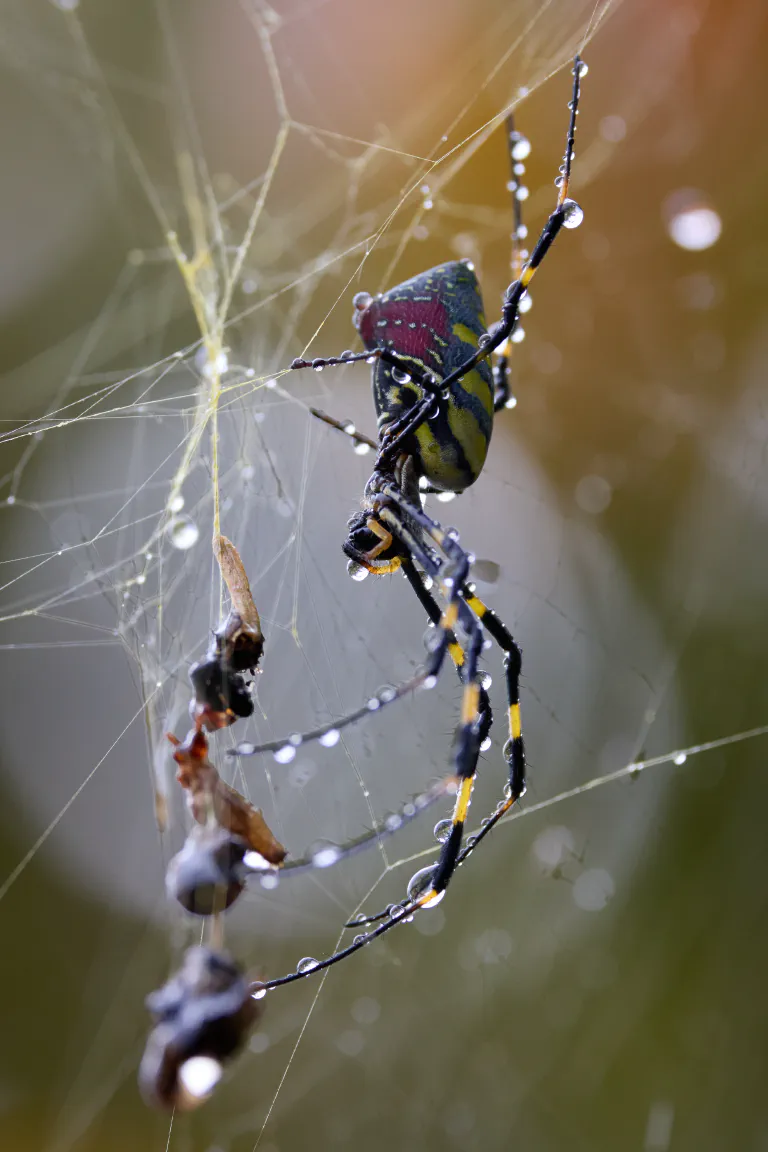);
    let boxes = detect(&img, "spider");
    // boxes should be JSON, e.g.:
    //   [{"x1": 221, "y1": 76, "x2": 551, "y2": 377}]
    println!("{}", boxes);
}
[
  {"x1": 140, "y1": 56, "x2": 587, "y2": 1109},
  {"x1": 232, "y1": 55, "x2": 587, "y2": 976}
]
